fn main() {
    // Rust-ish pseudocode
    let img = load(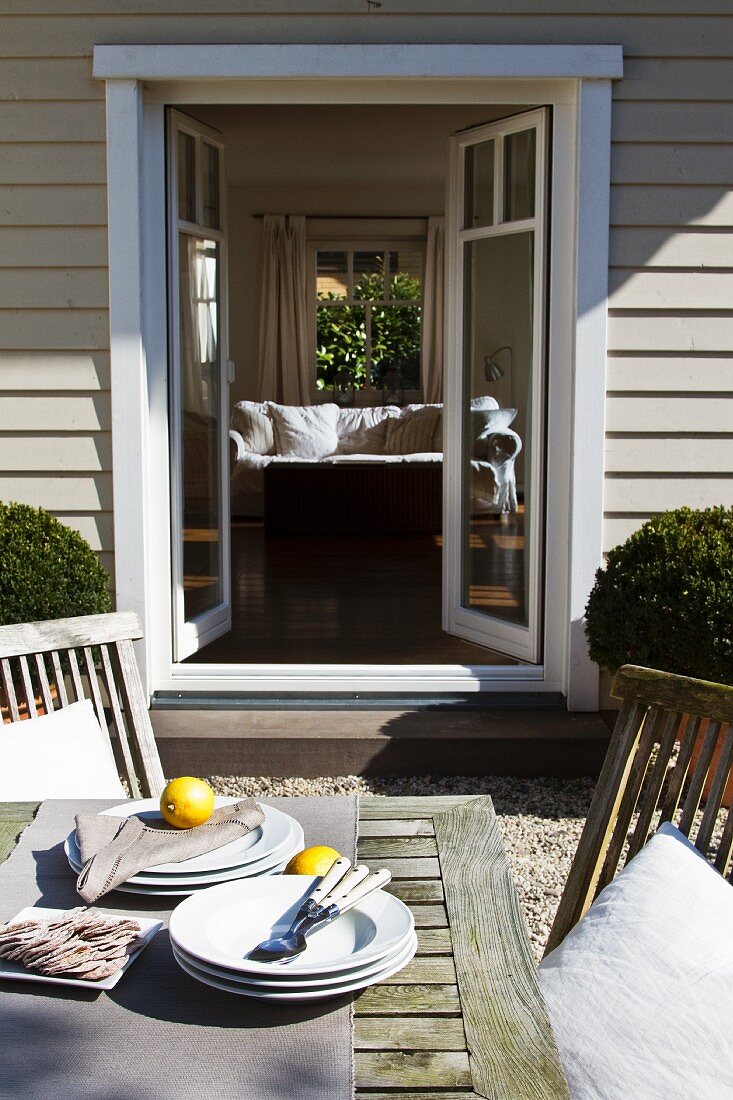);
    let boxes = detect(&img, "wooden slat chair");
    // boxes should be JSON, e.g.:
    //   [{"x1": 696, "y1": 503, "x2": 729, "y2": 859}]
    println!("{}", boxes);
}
[
  {"x1": 0, "y1": 612, "x2": 166, "y2": 799},
  {"x1": 545, "y1": 663, "x2": 733, "y2": 956}
]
